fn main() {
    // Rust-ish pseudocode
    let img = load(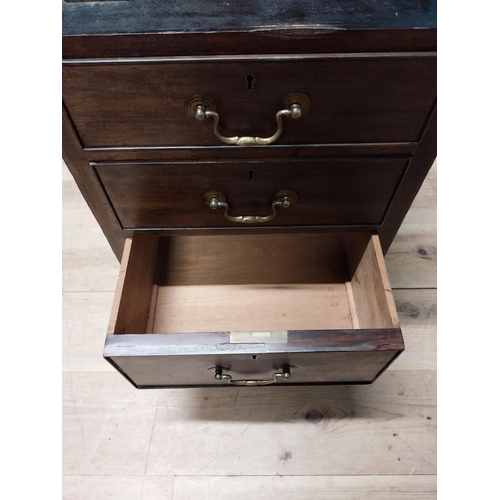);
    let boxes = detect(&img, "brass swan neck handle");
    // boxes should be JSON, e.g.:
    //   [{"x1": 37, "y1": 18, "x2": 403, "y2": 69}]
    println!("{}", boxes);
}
[
  {"x1": 187, "y1": 93, "x2": 310, "y2": 146},
  {"x1": 209, "y1": 366, "x2": 296, "y2": 386},
  {"x1": 195, "y1": 104, "x2": 302, "y2": 146},
  {"x1": 204, "y1": 190, "x2": 298, "y2": 224}
]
